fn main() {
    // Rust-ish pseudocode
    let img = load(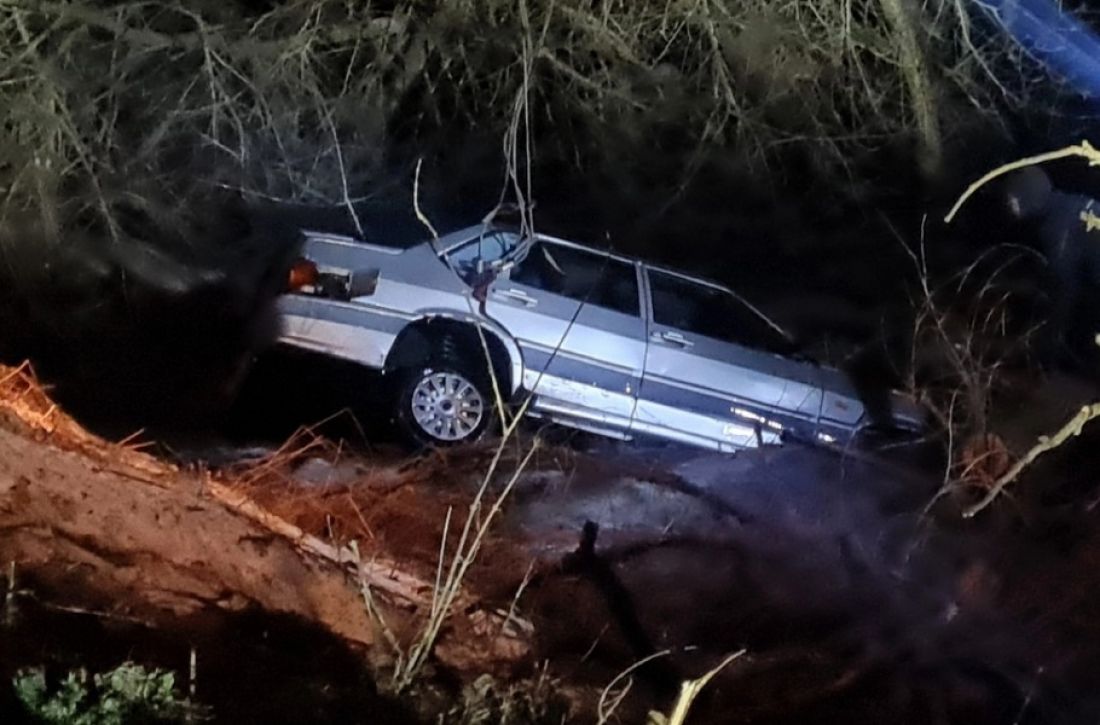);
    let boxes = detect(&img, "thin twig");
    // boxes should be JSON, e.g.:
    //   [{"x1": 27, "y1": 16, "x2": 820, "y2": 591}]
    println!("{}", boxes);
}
[
  {"x1": 965, "y1": 403, "x2": 1100, "y2": 517},
  {"x1": 412, "y1": 158, "x2": 438, "y2": 241},
  {"x1": 944, "y1": 141, "x2": 1100, "y2": 223},
  {"x1": 597, "y1": 649, "x2": 673, "y2": 724}
]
